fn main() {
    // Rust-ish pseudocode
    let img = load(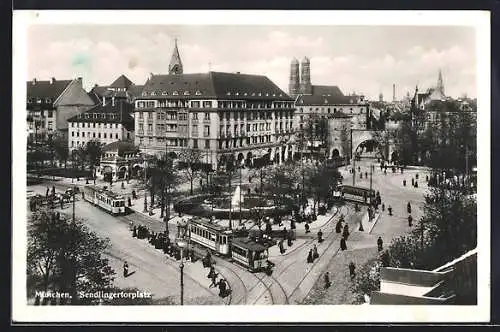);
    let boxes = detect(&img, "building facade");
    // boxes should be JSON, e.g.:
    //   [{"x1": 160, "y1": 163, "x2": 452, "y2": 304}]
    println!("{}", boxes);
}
[
  {"x1": 67, "y1": 101, "x2": 135, "y2": 152},
  {"x1": 27, "y1": 77, "x2": 95, "y2": 141}
]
